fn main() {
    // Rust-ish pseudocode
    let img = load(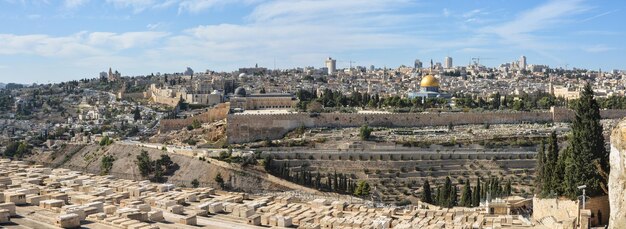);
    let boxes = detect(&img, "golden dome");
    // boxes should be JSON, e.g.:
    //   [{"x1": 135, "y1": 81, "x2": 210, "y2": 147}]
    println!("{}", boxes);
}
[{"x1": 420, "y1": 75, "x2": 439, "y2": 87}]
